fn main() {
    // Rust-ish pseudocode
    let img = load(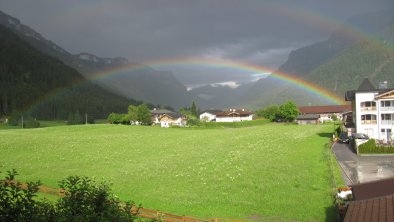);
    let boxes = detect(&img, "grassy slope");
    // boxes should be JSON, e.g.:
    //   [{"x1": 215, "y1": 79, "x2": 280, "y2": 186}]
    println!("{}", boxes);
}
[{"x1": 0, "y1": 123, "x2": 342, "y2": 221}]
